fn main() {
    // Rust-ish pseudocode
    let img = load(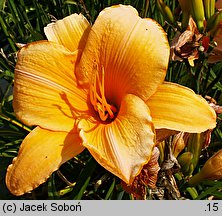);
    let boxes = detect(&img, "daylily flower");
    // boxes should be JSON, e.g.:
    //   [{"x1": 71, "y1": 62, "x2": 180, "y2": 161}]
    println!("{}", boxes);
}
[{"x1": 6, "y1": 5, "x2": 216, "y2": 196}]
